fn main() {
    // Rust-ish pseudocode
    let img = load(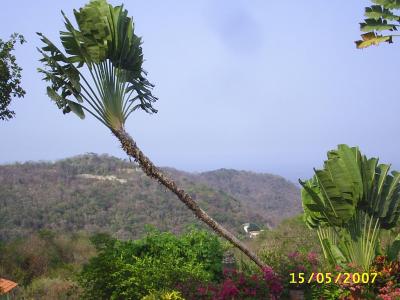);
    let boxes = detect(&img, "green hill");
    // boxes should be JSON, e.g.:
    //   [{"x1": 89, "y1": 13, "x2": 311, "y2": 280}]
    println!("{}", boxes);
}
[{"x1": 0, "y1": 154, "x2": 301, "y2": 240}]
